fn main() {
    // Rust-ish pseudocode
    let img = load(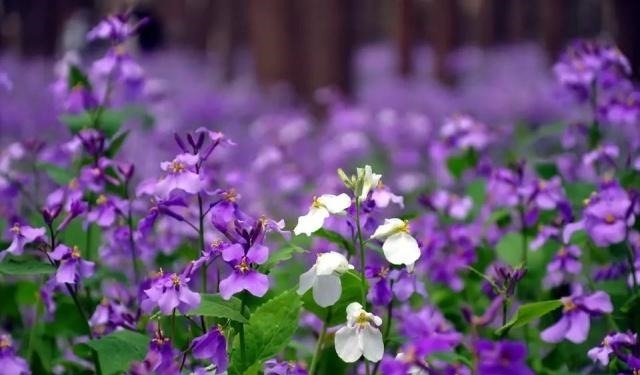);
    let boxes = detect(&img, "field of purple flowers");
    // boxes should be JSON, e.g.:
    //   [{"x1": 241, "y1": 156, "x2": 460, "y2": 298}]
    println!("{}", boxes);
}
[{"x1": 1, "y1": 13, "x2": 640, "y2": 375}]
